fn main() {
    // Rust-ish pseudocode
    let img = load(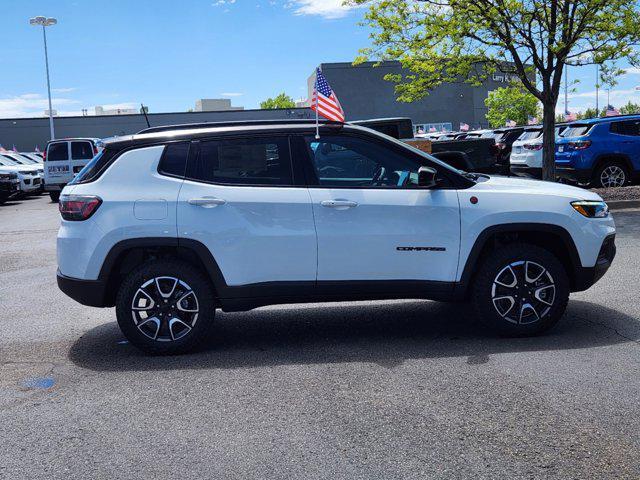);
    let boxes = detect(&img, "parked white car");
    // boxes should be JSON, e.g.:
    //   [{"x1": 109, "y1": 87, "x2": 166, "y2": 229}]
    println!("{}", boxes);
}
[
  {"x1": 0, "y1": 155, "x2": 42, "y2": 195},
  {"x1": 56, "y1": 120, "x2": 615, "y2": 354},
  {"x1": 20, "y1": 152, "x2": 44, "y2": 164},
  {"x1": 510, "y1": 125, "x2": 568, "y2": 178}
]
